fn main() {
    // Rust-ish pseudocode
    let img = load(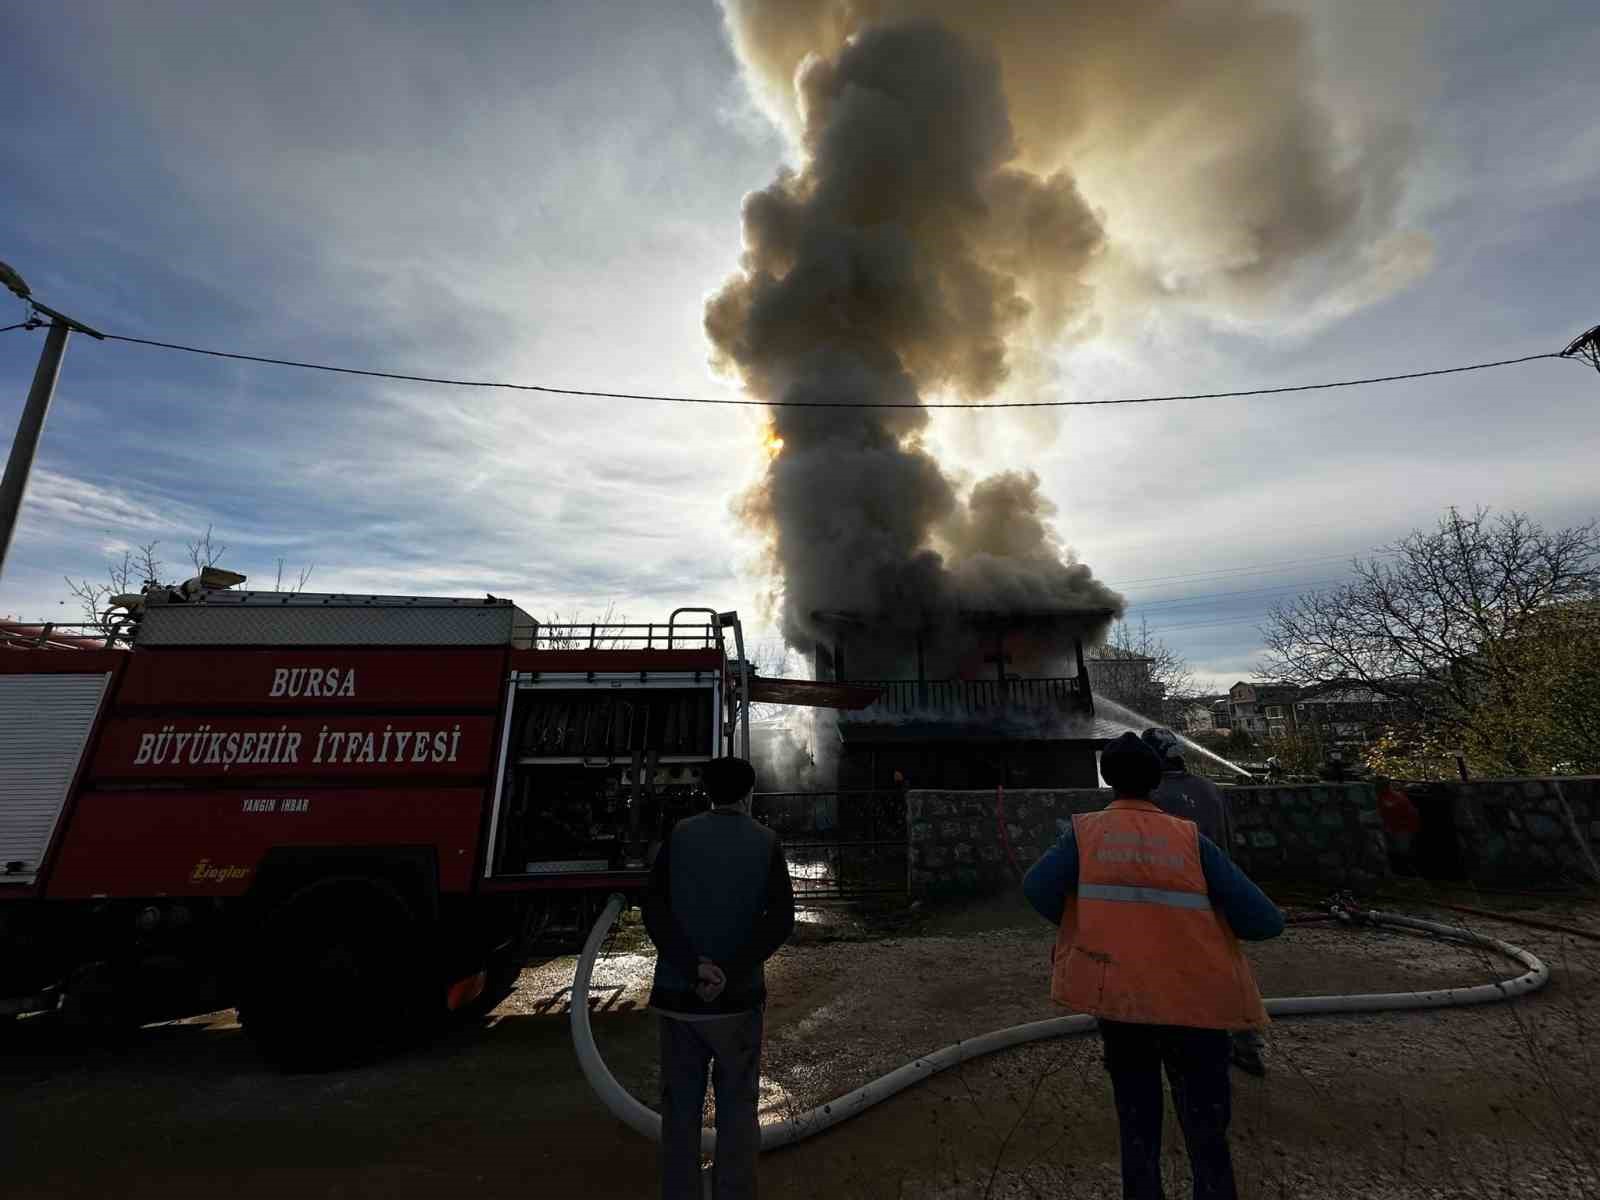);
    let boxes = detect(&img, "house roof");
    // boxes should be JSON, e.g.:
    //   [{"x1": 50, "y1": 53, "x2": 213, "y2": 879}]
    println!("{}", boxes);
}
[
  {"x1": 836, "y1": 711, "x2": 1139, "y2": 746},
  {"x1": 1086, "y1": 648, "x2": 1154, "y2": 663},
  {"x1": 747, "y1": 675, "x2": 883, "y2": 710},
  {"x1": 1297, "y1": 686, "x2": 1394, "y2": 705},
  {"x1": 1228, "y1": 680, "x2": 1300, "y2": 700}
]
